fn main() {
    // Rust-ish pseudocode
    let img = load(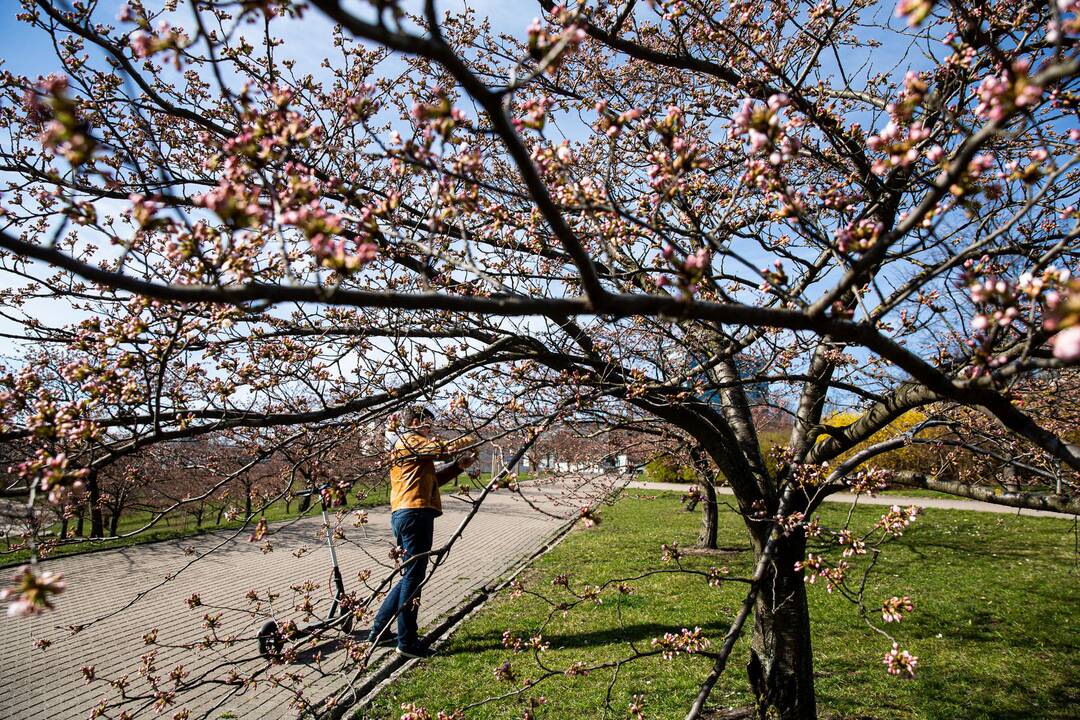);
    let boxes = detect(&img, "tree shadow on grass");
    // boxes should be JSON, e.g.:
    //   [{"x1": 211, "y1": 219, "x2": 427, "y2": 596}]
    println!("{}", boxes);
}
[{"x1": 442, "y1": 619, "x2": 733, "y2": 656}]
